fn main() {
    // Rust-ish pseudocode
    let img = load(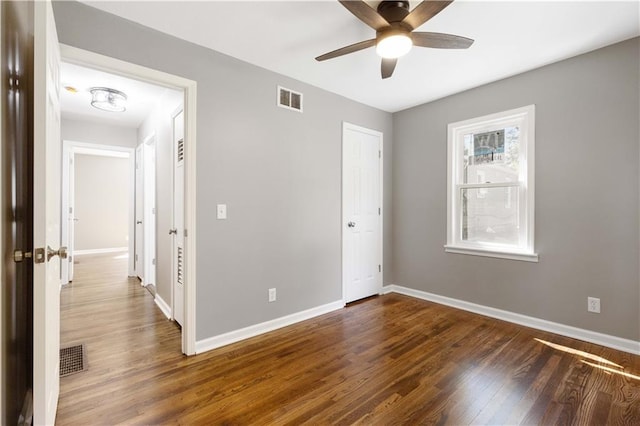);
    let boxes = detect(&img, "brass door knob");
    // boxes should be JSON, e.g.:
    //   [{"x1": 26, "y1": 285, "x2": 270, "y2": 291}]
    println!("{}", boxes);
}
[{"x1": 47, "y1": 246, "x2": 68, "y2": 261}]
